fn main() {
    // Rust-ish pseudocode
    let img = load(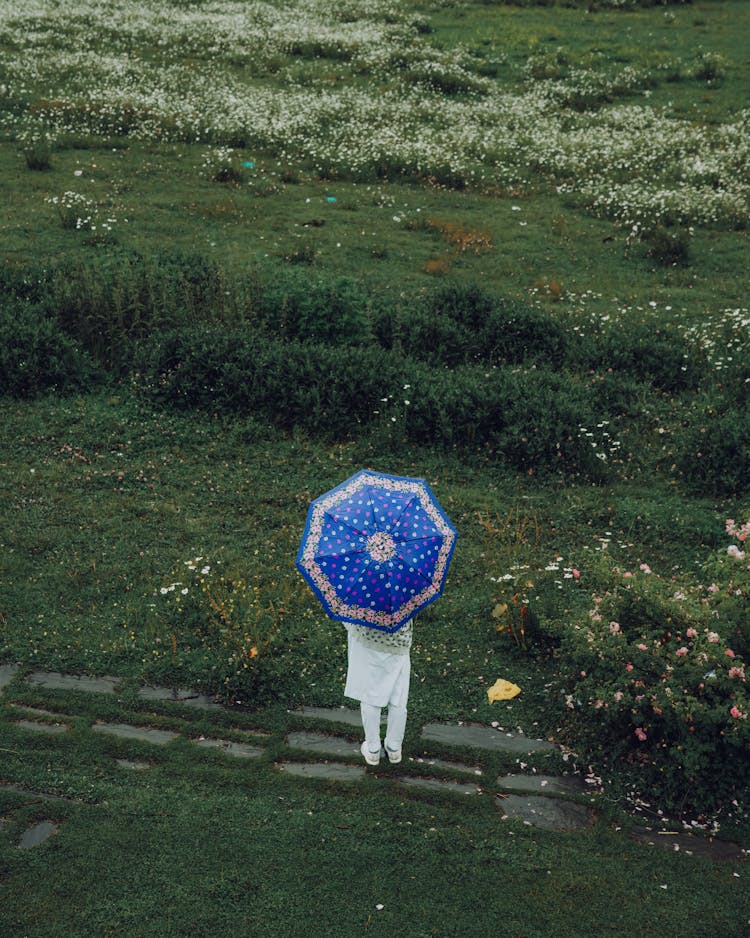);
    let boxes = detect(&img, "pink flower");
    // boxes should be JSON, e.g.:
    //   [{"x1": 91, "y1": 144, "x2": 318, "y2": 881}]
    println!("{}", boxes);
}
[
  {"x1": 594, "y1": 699, "x2": 604, "y2": 709},
  {"x1": 707, "y1": 631, "x2": 719, "y2": 643},
  {"x1": 728, "y1": 667, "x2": 745, "y2": 680},
  {"x1": 572, "y1": 569, "x2": 580, "y2": 580},
  {"x1": 728, "y1": 545, "x2": 746, "y2": 559},
  {"x1": 639, "y1": 563, "x2": 652, "y2": 574},
  {"x1": 707, "y1": 583, "x2": 719, "y2": 594},
  {"x1": 609, "y1": 621, "x2": 621, "y2": 635},
  {"x1": 625, "y1": 662, "x2": 634, "y2": 672},
  {"x1": 676, "y1": 647, "x2": 688, "y2": 657},
  {"x1": 725, "y1": 649, "x2": 736, "y2": 658},
  {"x1": 686, "y1": 627, "x2": 697, "y2": 639},
  {"x1": 636, "y1": 643, "x2": 648, "y2": 651},
  {"x1": 634, "y1": 727, "x2": 647, "y2": 741},
  {"x1": 730, "y1": 706, "x2": 746, "y2": 720},
  {"x1": 623, "y1": 571, "x2": 633, "y2": 579},
  {"x1": 613, "y1": 691, "x2": 624, "y2": 703}
]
